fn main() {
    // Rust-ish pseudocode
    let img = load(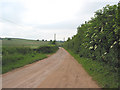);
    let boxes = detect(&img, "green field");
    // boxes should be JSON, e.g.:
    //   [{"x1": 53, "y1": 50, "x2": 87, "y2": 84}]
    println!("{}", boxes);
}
[
  {"x1": 2, "y1": 38, "x2": 60, "y2": 73},
  {"x1": 2, "y1": 38, "x2": 50, "y2": 48},
  {"x1": 2, "y1": 38, "x2": 63, "y2": 48}
]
